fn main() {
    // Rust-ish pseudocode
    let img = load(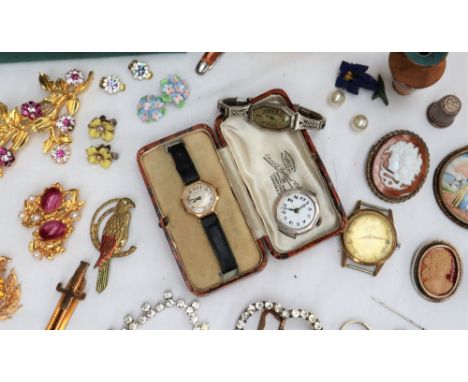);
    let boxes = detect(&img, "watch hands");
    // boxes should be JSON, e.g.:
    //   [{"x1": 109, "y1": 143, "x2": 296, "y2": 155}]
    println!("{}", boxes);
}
[
  {"x1": 189, "y1": 196, "x2": 202, "y2": 204},
  {"x1": 357, "y1": 235, "x2": 386, "y2": 241},
  {"x1": 283, "y1": 207, "x2": 300, "y2": 214},
  {"x1": 282, "y1": 202, "x2": 310, "y2": 214},
  {"x1": 298, "y1": 202, "x2": 309, "y2": 210}
]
